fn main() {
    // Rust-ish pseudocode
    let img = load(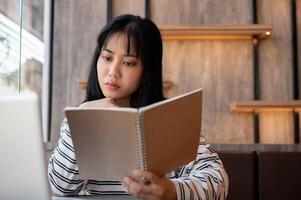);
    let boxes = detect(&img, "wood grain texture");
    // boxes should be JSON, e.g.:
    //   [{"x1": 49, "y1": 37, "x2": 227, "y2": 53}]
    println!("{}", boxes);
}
[
  {"x1": 154, "y1": 0, "x2": 254, "y2": 143},
  {"x1": 163, "y1": 40, "x2": 254, "y2": 144},
  {"x1": 49, "y1": 0, "x2": 298, "y2": 145},
  {"x1": 159, "y1": 24, "x2": 272, "y2": 40},
  {"x1": 230, "y1": 100, "x2": 301, "y2": 112},
  {"x1": 112, "y1": 0, "x2": 144, "y2": 18},
  {"x1": 51, "y1": 0, "x2": 107, "y2": 144},
  {"x1": 150, "y1": 0, "x2": 253, "y2": 24},
  {"x1": 257, "y1": 0, "x2": 294, "y2": 144},
  {"x1": 297, "y1": 0, "x2": 301, "y2": 96},
  {"x1": 297, "y1": 0, "x2": 301, "y2": 142},
  {"x1": 259, "y1": 113, "x2": 294, "y2": 144}
]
